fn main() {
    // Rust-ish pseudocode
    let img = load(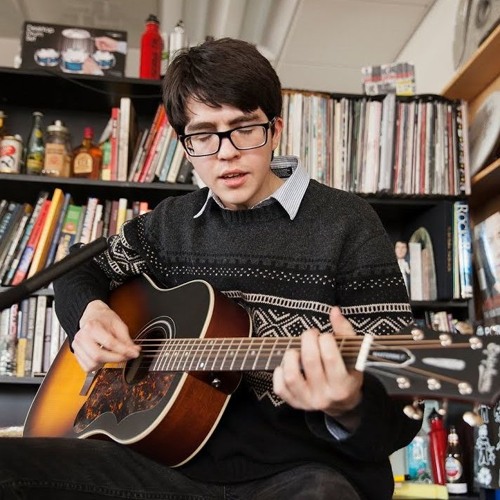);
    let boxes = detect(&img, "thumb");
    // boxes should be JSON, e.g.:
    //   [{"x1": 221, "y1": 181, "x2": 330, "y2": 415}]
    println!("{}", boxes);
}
[{"x1": 330, "y1": 306, "x2": 356, "y2": 336}]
